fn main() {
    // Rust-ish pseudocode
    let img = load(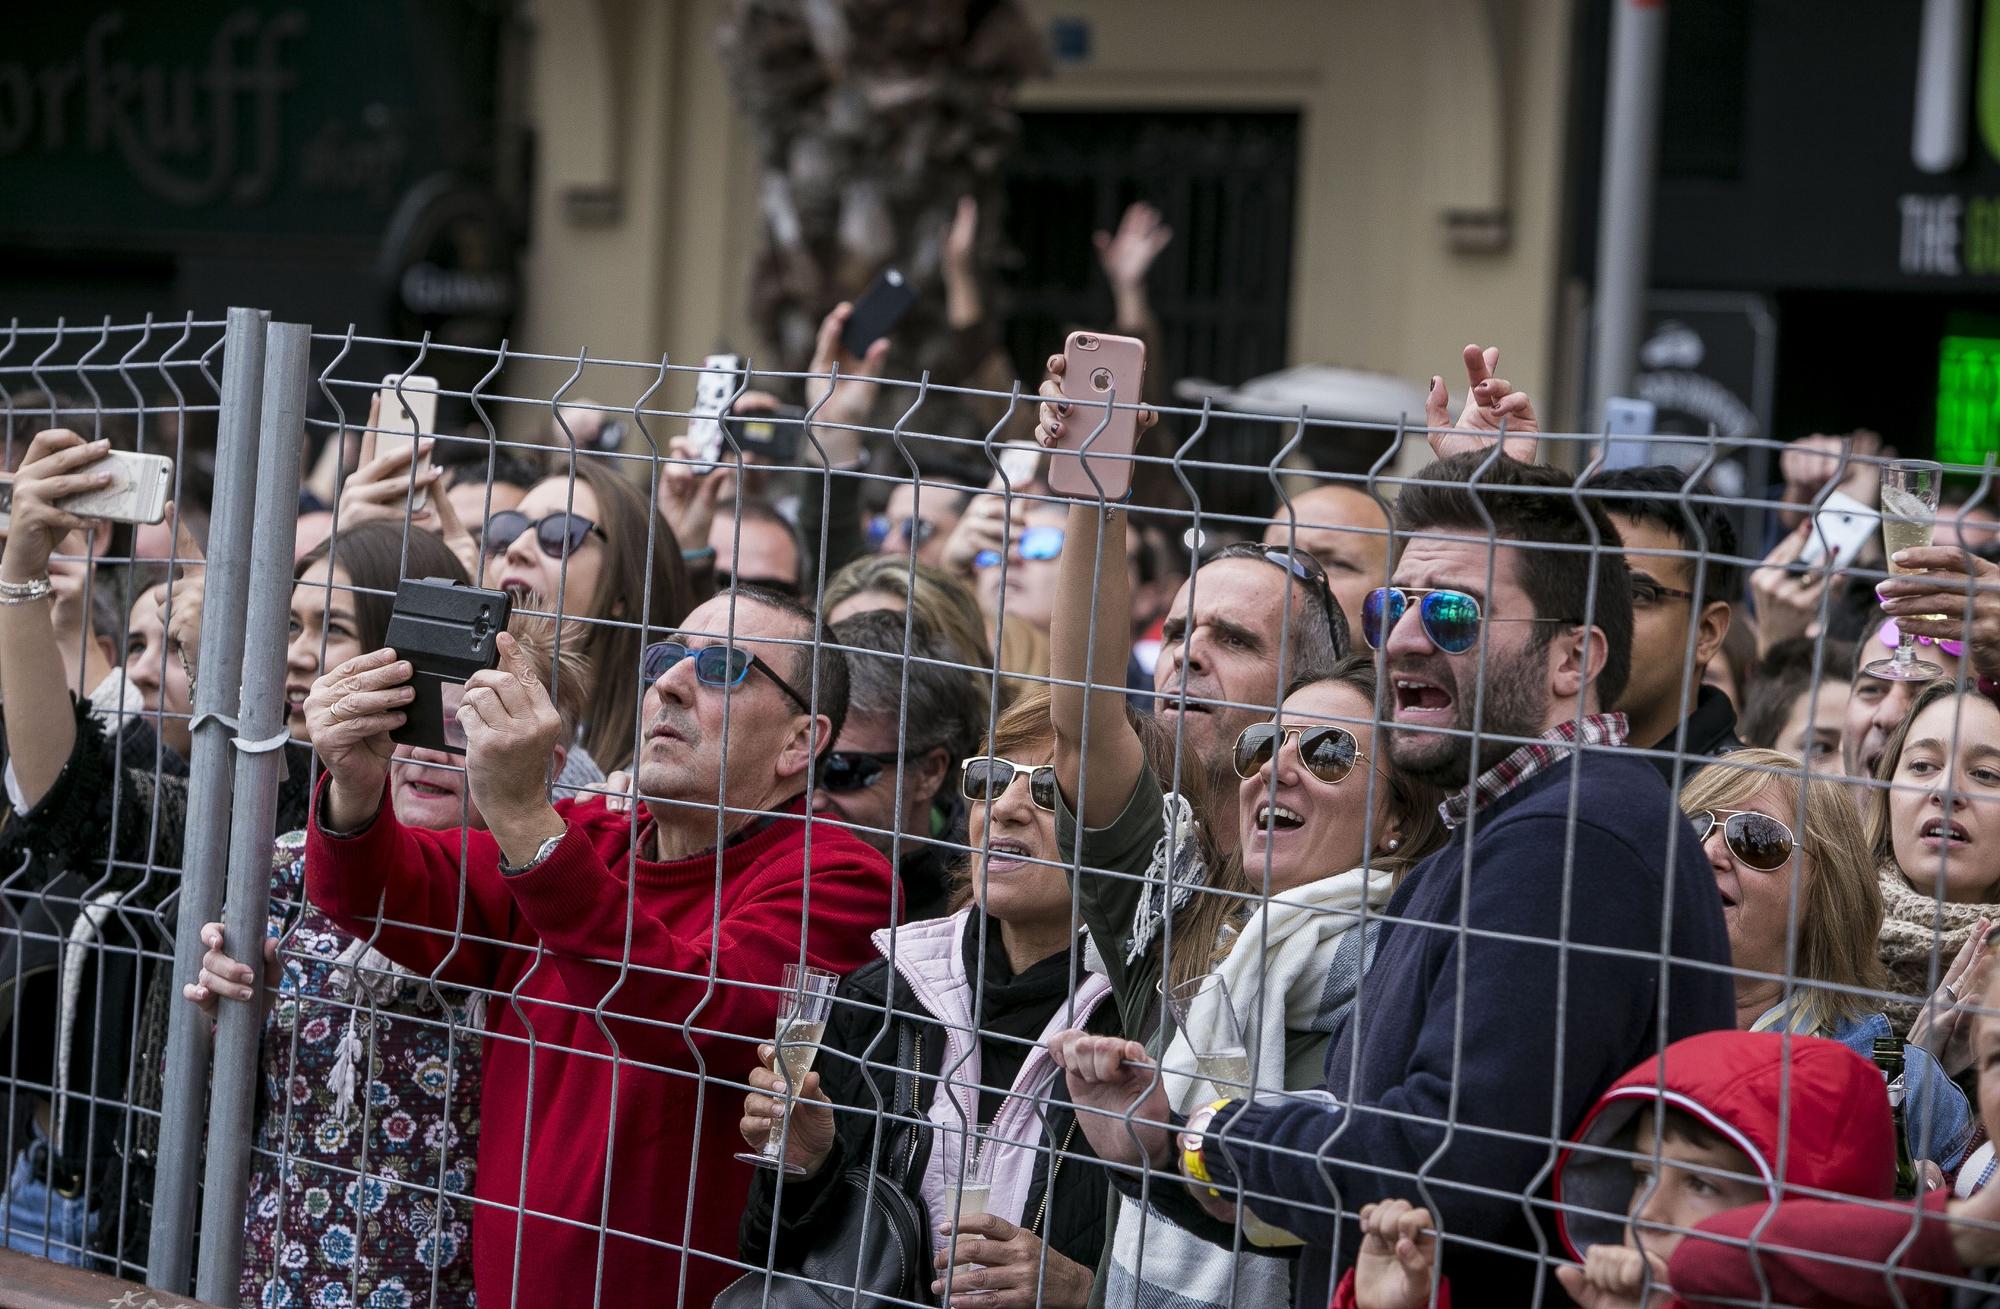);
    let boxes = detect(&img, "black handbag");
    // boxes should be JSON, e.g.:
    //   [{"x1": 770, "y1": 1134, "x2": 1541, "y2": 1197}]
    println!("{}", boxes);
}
[{"x1": 717, "y1": 1022, "x2": 934, "y2": 1308}]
